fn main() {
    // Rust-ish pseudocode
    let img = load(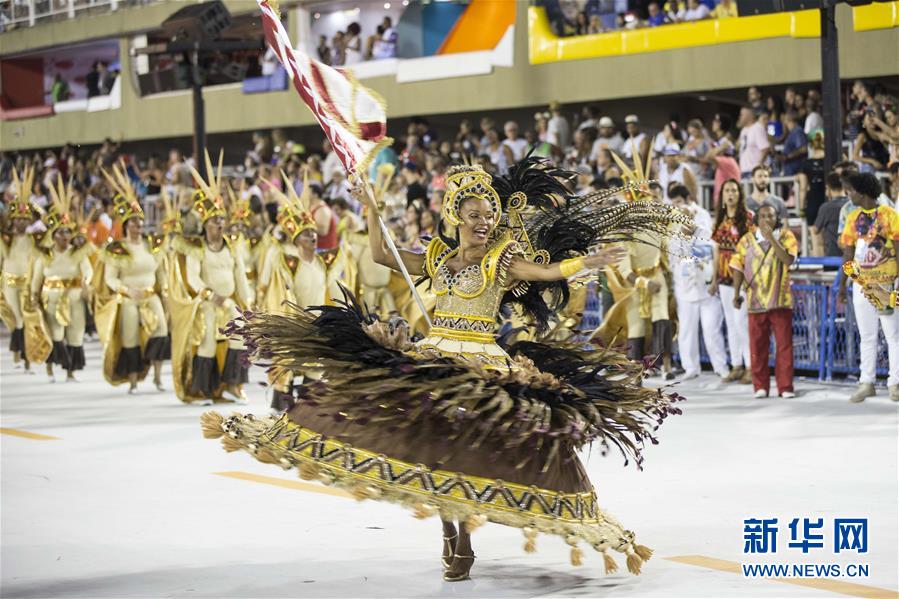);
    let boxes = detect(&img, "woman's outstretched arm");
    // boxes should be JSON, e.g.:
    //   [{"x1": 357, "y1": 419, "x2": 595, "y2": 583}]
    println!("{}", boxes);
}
[{"x1": 508, "y1": 245, "x2": 627, "y2": 282}]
